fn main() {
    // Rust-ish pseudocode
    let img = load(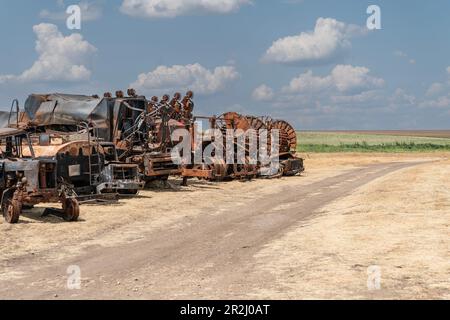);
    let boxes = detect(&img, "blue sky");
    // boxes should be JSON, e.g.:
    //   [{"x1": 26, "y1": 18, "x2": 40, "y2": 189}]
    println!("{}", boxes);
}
[{"x1": 1, "y1": 0, "x2": 450, "y2": 130}]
